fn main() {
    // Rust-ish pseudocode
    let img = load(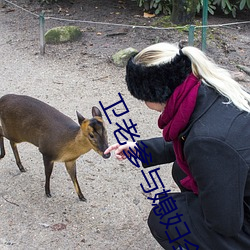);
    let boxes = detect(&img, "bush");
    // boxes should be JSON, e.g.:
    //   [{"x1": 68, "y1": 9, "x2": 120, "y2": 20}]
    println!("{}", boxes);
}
[
  {"x1": 212, "y1": 0, "x2": 250, "y2": 17},
  {"x1": 135, "y1": 0, "x2": 172, "y2": 15},
  {"x1": 136, "y1": 0, "x2": 250, "y2": 18}
]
